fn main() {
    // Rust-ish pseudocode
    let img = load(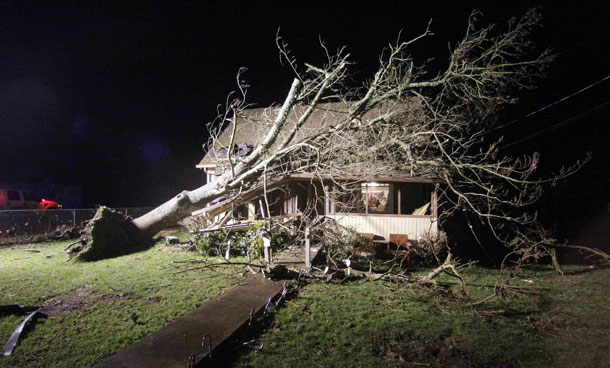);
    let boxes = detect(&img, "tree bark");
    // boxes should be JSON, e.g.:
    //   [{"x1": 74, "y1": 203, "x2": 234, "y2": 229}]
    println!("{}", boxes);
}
[
  {"x1": 131, "y1": 78, "x2": 303, "y2": 238},
  {"x1": 131, "y1": 186, "x2": 223, "y2": 238},
  {"x1": 71, "y1": 79, "x2": 303, "y2": 260}
]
